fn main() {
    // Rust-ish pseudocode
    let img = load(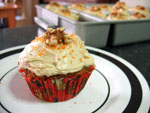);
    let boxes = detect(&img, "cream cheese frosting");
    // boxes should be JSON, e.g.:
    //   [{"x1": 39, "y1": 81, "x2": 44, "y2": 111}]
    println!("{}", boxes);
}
[{"x1": 18, "y1": 28, "x2": 95, "y2": 77}]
